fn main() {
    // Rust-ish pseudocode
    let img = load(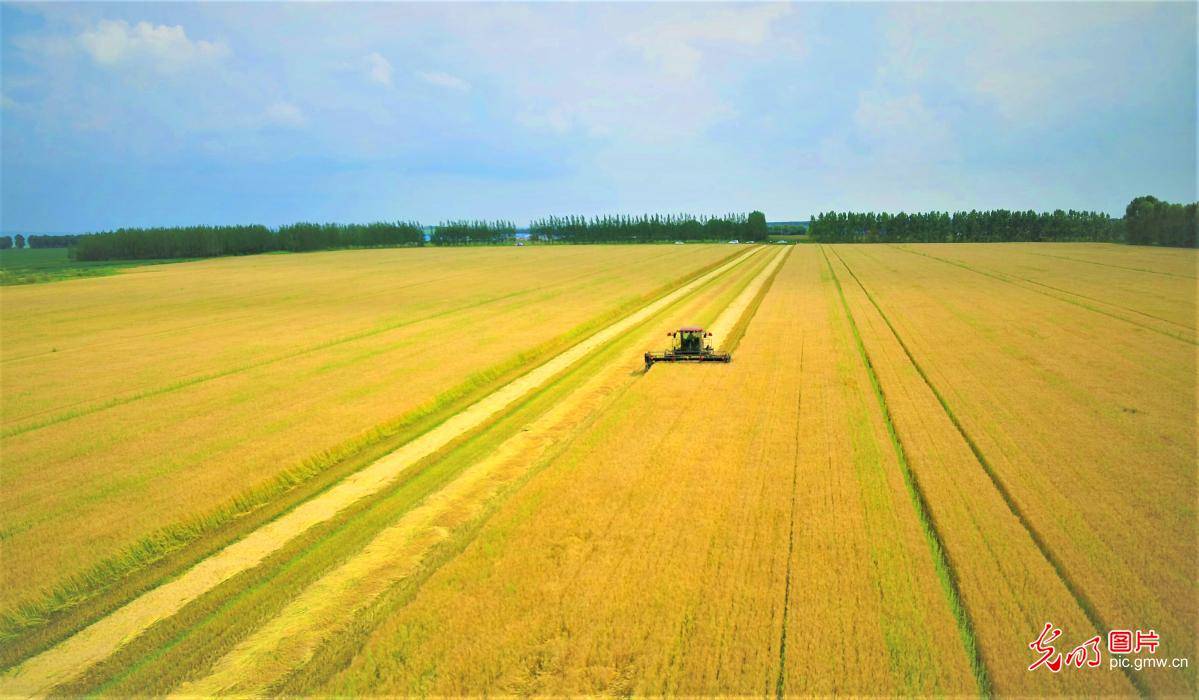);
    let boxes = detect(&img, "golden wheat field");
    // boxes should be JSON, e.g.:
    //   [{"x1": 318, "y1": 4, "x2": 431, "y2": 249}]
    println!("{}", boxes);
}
[{"x1": 0, "y1": 242, "x2": 1194, "y2": 697}]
